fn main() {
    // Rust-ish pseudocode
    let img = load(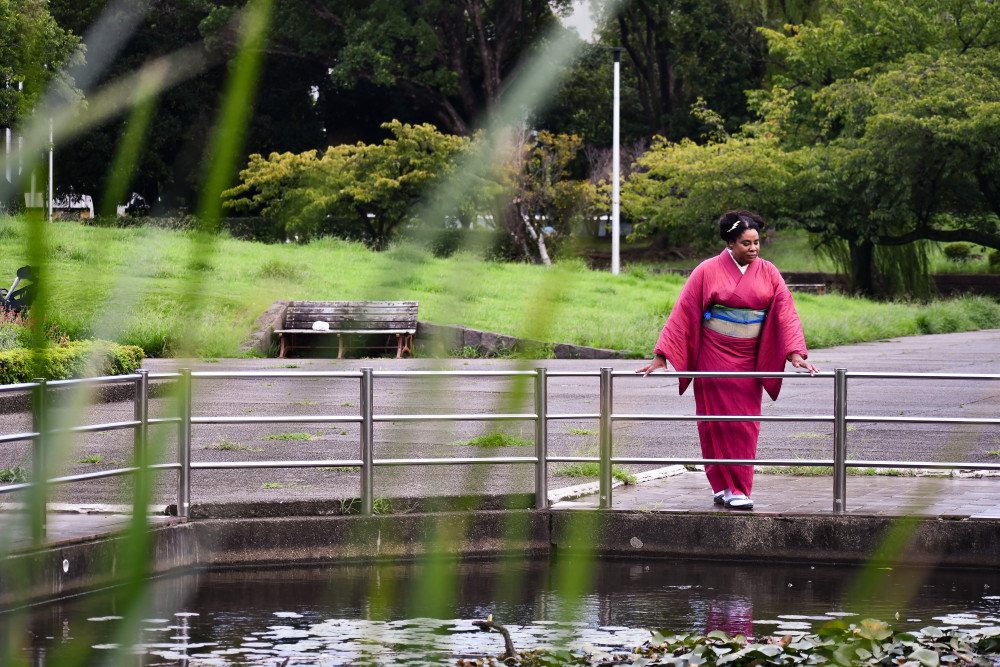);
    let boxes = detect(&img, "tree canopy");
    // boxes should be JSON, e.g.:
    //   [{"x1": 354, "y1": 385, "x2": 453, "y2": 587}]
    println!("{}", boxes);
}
[
  {"x1": 623, "y1": 0, "x2": 1000, "y2": 295},
  {"x1": 223, "y1": 120, "x2": 473, "y2": 247},
  {"x1": 0, "y1": 0, "x2": 81, "y2": 130}
]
